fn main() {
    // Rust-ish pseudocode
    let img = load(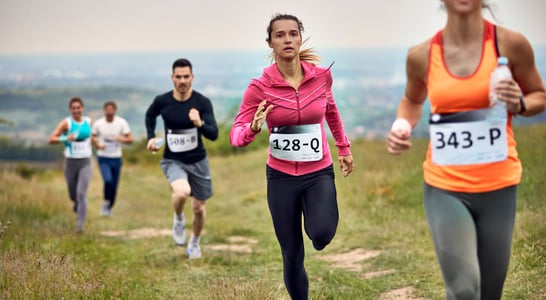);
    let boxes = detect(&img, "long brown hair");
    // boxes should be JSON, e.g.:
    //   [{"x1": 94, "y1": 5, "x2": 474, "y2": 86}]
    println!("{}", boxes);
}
[{"x1": 266, "y1": 13, "x2": 320, "y2": 63}]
